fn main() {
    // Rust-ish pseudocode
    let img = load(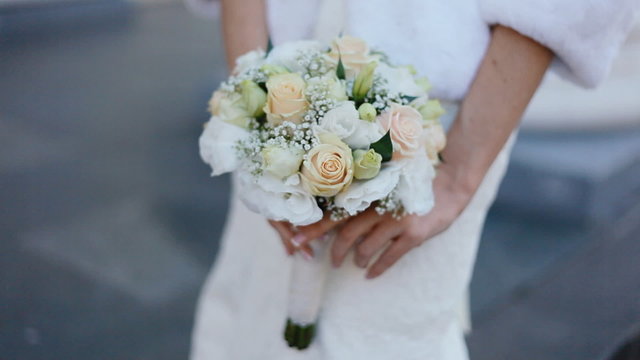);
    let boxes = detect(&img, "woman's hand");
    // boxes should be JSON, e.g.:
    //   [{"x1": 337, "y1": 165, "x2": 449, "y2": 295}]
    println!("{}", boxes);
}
[
  {"x1": 289, "y1": 163, "x2": 473, "y2": 279},
  {"x1": 332, "y1": 163, "x2": 471, "y2": 279},
  {"x1": 271, "y1": 213, "x2": 346, "y2": 259},
  {"x1": 268, "y1": 218, "x2": 338, "y2": 260}
]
